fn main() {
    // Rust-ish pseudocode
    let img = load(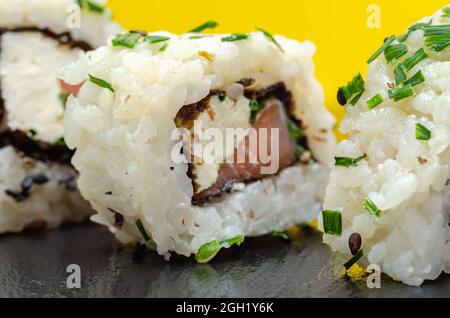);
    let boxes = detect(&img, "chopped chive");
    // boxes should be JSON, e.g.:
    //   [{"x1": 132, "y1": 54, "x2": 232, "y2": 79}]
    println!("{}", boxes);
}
[
  {"x1": 195, "y1": 235, "x2": 244, "y2": 263},
  {"x1": 256, "y1": 28, "x2": 284, "y2": 52},
  {"x1": 339, "y1": 73, "x2": 365, "y2": 106},
  {"x1": 189, "y1": 21, "x2": 218, "y2": 33},
  {"x1": 189, "y1": 35, "x2": 204, "y2": 40},
  {"x1": 59, "y1": 92, "x2": 70, "y2": 109},
  {"x1": 270, "y1": 231, "x2": 289, "y2": 240},
  {"x1": 403, "y1": 70, "x2": 425, "y2": 87},
  {"x1": 416, "y1": 123, "x2": 432, "y2": 141},
  {"x1": 366, "y1": 94, "x2": 384, "y2": 110},
  {"x1": 147, "y1": 35, "x2": 170, "y2": 44},
  {"x1": 76, "y1": 0, "x2": 105, "y2": 13},
  {"x1": 221, "y1": 33, "x2": 249, "y2": 42},
  {"x1": 112, "y1": 32, "x2": 141, "y2": 49},
  {"x1": 423, "y1": 24, "x2": 450, "y2": 52},
  {"x1": 367, "y1": 35, "x2": 396, "y2": 64},
  {"x1": 28, "y1": 129, "x2": 37, "y2": 138},
  {"x1": 363, "y1": 198, "x2": 381, "y2": 217},
  {"x1": 344, "y1": 249, "x2": 364, "y2": 270},
  {"x1": 249, "y1": 100, "x2": 265, "y2": 123},
  {"x1": 335, "y1": 154, "x2": 367, "y2": 168},
  {"x1": 394, "y1": 64, "x2": 407, "y2": 84},
  {"x1": 388, "y1": 85, "x2": 415, "y2": 102},
  {"x1": 88, "y1": 74, "x2": 114, "y2": 93},
  {"x1": 384, "y1": 44, "x2": 408, "y2": 63},
  {"x1": 288, "y1": 120, "x2": 305, "y2": 140},
  {"x1": 135, "y1": 219, "x2": 150, "y2": 242},
  {"x1": 402, "y1": 48, "x2": 428, "y2": 72},
  {"x1": 105, "y1": 191, "x2": 113, "y2": 195},
  {"x1": 54, "y1": 137, "x2": 66, "y2": 147},
  {"x1": 443, "y1": 7, "x2": 450, "y2": 18},
  {"x1": 322, "y1": 210, "x2": 342, "y2": 236},
  {"x1": 159, "y1": 43, "x2": 168, "y2": 52},
  {"x1": 295, "y1": 144, "x2": 306, "y2": 160},
  {"x1": 397, "y1": 21, "x2": 432, "y2": 42}
]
